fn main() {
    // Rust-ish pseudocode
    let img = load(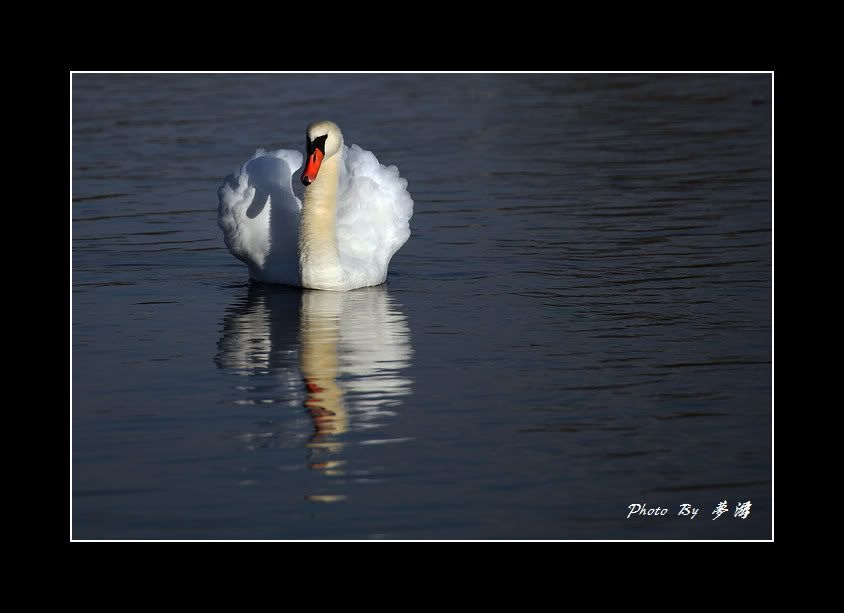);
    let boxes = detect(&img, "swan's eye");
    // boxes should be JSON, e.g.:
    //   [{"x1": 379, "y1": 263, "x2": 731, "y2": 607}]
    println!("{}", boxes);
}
[{"x1": 307, "y1": 134, "x2": 328, "y2": 156}]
